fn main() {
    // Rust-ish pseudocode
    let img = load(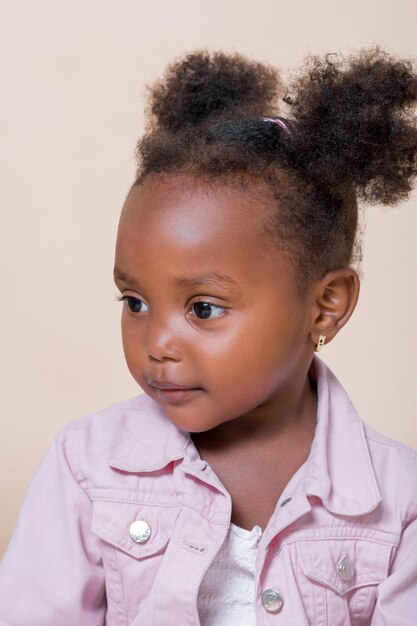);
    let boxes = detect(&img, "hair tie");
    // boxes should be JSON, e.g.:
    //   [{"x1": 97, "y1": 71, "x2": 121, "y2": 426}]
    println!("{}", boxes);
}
[{"x1": 262, "y1": 116, "x2": 291, "y2": 134}]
